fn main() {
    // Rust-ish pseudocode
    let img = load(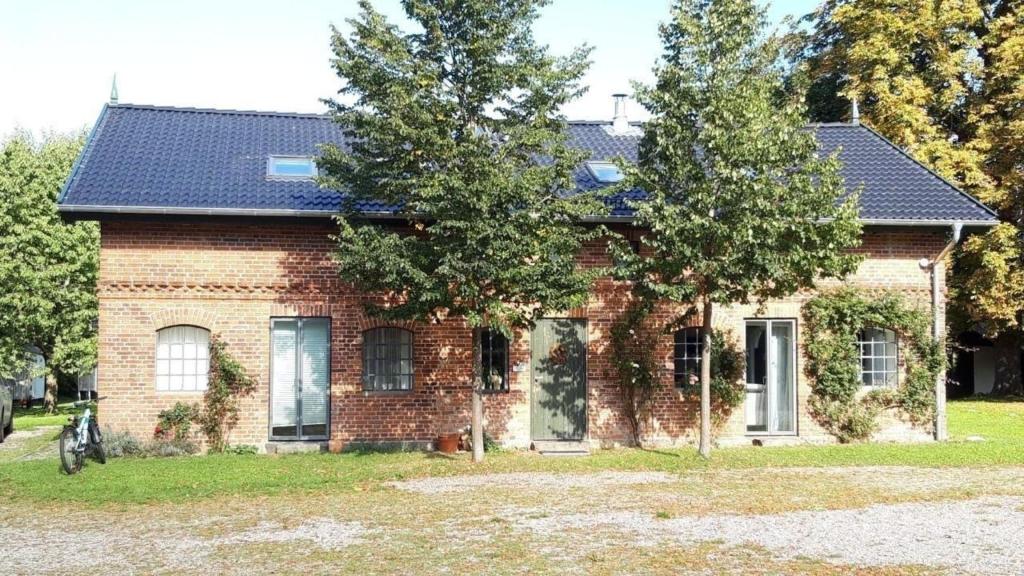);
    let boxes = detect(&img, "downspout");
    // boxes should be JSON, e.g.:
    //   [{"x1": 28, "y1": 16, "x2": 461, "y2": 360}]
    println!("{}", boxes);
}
[{"x1": 920, "y1": 221, "x2": 962, "y2": 441}]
